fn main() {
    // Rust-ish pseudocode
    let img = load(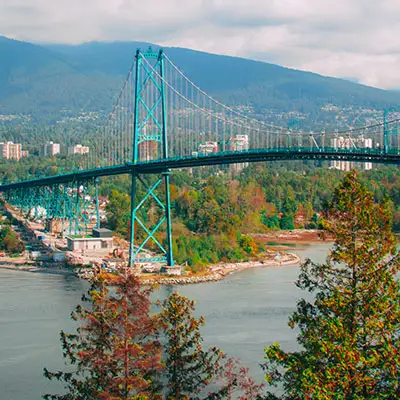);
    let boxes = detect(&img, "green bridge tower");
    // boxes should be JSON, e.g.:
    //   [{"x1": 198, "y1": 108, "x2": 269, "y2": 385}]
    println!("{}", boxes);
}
[{"x1": 128, "y1": 48, "x2": 174, "y2": 267}]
